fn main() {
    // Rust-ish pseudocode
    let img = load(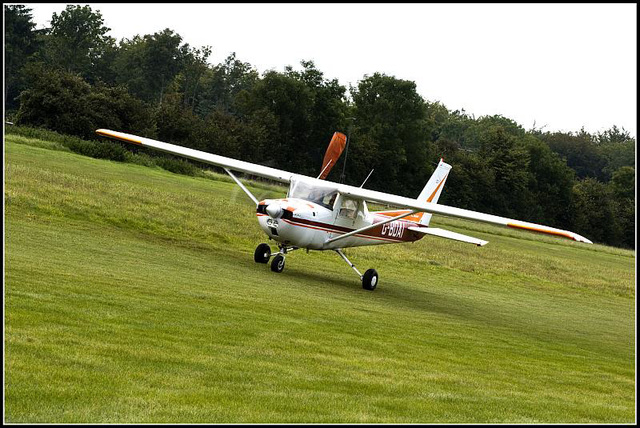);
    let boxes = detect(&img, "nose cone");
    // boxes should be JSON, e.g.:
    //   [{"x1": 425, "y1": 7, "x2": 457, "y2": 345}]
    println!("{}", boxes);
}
[{"x1": 266, "y1": 203, "x2": 283, "y2": 218}]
